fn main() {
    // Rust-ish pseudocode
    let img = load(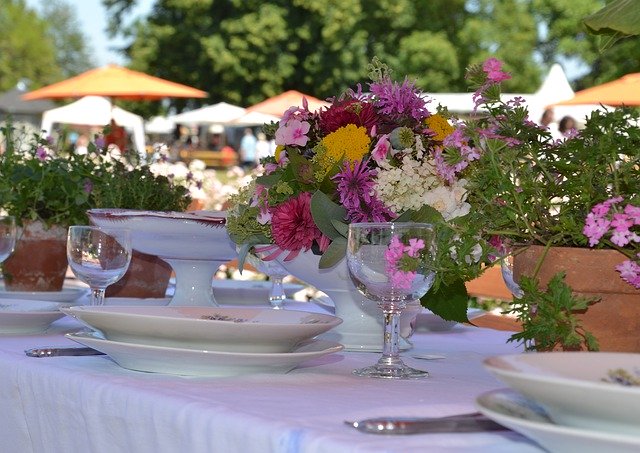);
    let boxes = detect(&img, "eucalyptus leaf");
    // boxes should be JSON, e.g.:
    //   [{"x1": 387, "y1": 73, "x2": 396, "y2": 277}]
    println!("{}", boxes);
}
[
  {"x1": 256, "y1": 172, "x2": 282, "y2": 188},
  {"x1": 318, "y1": 237, "x2": 347, "y2": 269},
  {"x1": 330, "y1": 219, "x2": 349, "y2": 238},
  {"x1": 310, "y1": 190, "x2": 347, "y2": 239}
]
